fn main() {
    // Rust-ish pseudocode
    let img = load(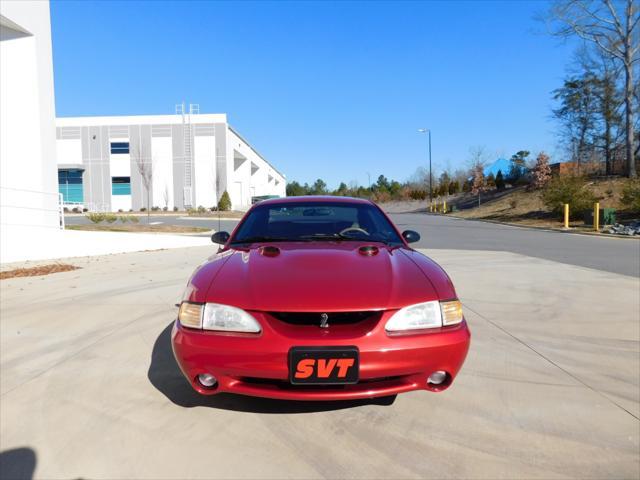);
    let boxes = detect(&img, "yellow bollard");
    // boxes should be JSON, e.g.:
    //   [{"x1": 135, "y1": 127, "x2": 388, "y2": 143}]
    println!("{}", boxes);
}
[
  {"x1": 443, "y1": 200, "x2": 447, "y2": 213},
  {"x1": 564, "y1": 204, "x2": 569, "y2": 228},
  {"x1": 594, "y1": 202, "x2": 600, "y2": 231}
]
